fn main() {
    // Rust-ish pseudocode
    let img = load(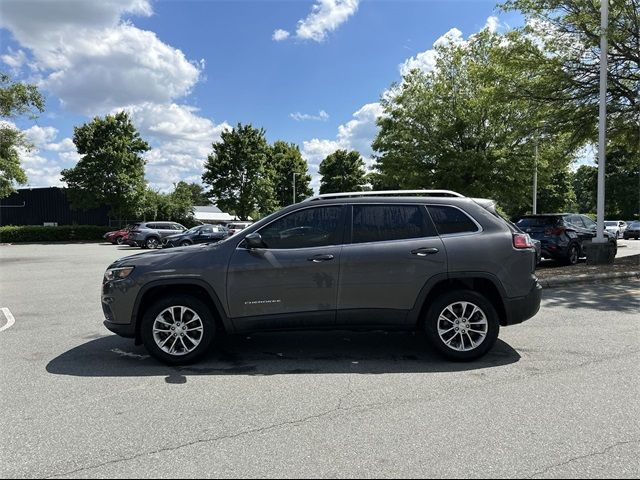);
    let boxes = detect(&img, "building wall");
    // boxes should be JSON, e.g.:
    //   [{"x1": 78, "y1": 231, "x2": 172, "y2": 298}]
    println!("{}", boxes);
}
[{"x1": 0, "y1": 187, "x2": 110, "y2": 226}]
